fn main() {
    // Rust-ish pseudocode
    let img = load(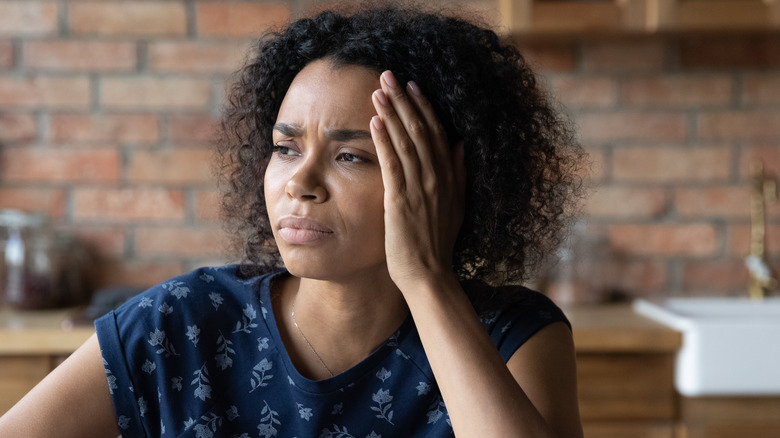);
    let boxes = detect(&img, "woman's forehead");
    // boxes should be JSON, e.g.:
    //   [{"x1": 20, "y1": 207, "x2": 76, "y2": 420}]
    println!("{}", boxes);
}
[{"x1": 275, "y1": 60, "x2": 380, "y2": 131}]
